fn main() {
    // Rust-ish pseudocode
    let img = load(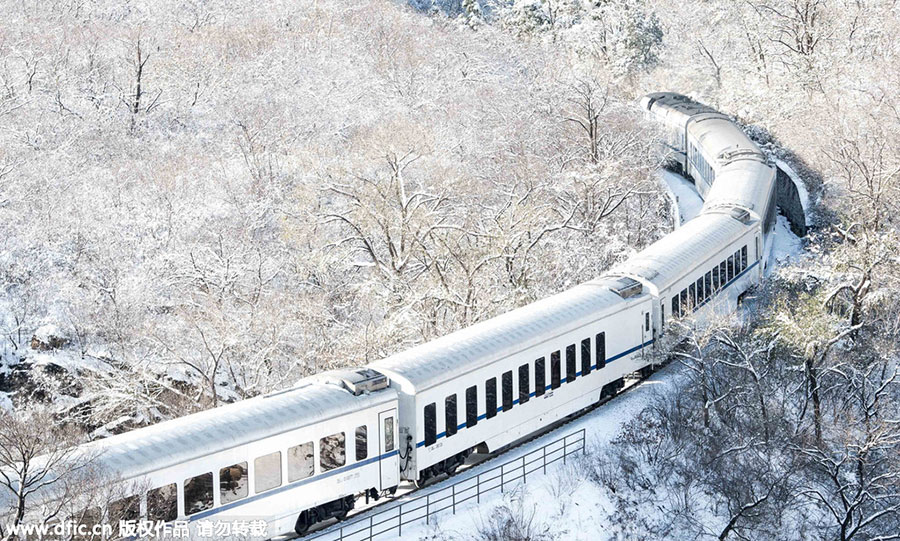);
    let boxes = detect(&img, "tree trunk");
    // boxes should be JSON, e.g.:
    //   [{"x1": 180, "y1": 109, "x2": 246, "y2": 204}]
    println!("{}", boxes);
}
[{"x1": 806, "y1": 357, "x2": 822, "y2": 445}]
